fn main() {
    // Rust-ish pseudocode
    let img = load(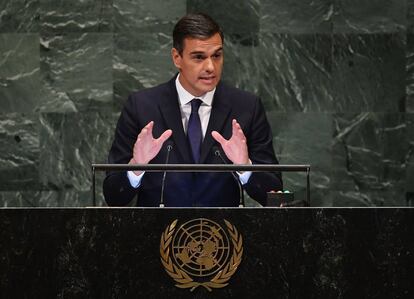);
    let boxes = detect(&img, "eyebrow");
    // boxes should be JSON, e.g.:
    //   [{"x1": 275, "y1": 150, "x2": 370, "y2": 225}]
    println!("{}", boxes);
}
[{"x1": 189, "y1": 47, "x2": 223, "y2": 55}]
